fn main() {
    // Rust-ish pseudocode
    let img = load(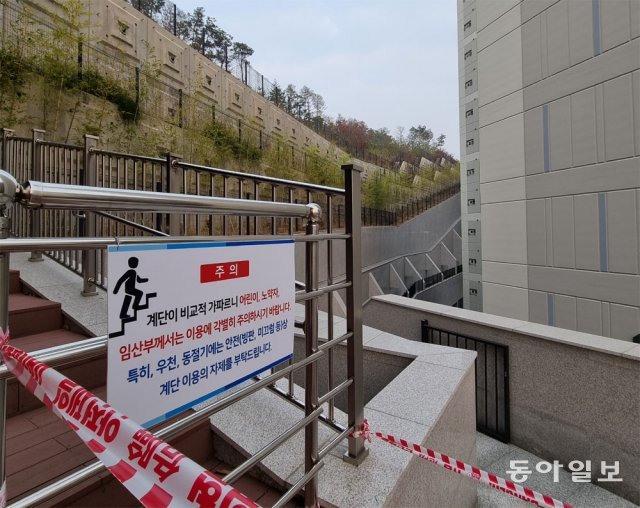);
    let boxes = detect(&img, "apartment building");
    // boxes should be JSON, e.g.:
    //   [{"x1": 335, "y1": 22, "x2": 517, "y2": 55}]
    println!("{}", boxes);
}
[{"x1": 457, "y1": 0, "x2": 640, "y2": 341}]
